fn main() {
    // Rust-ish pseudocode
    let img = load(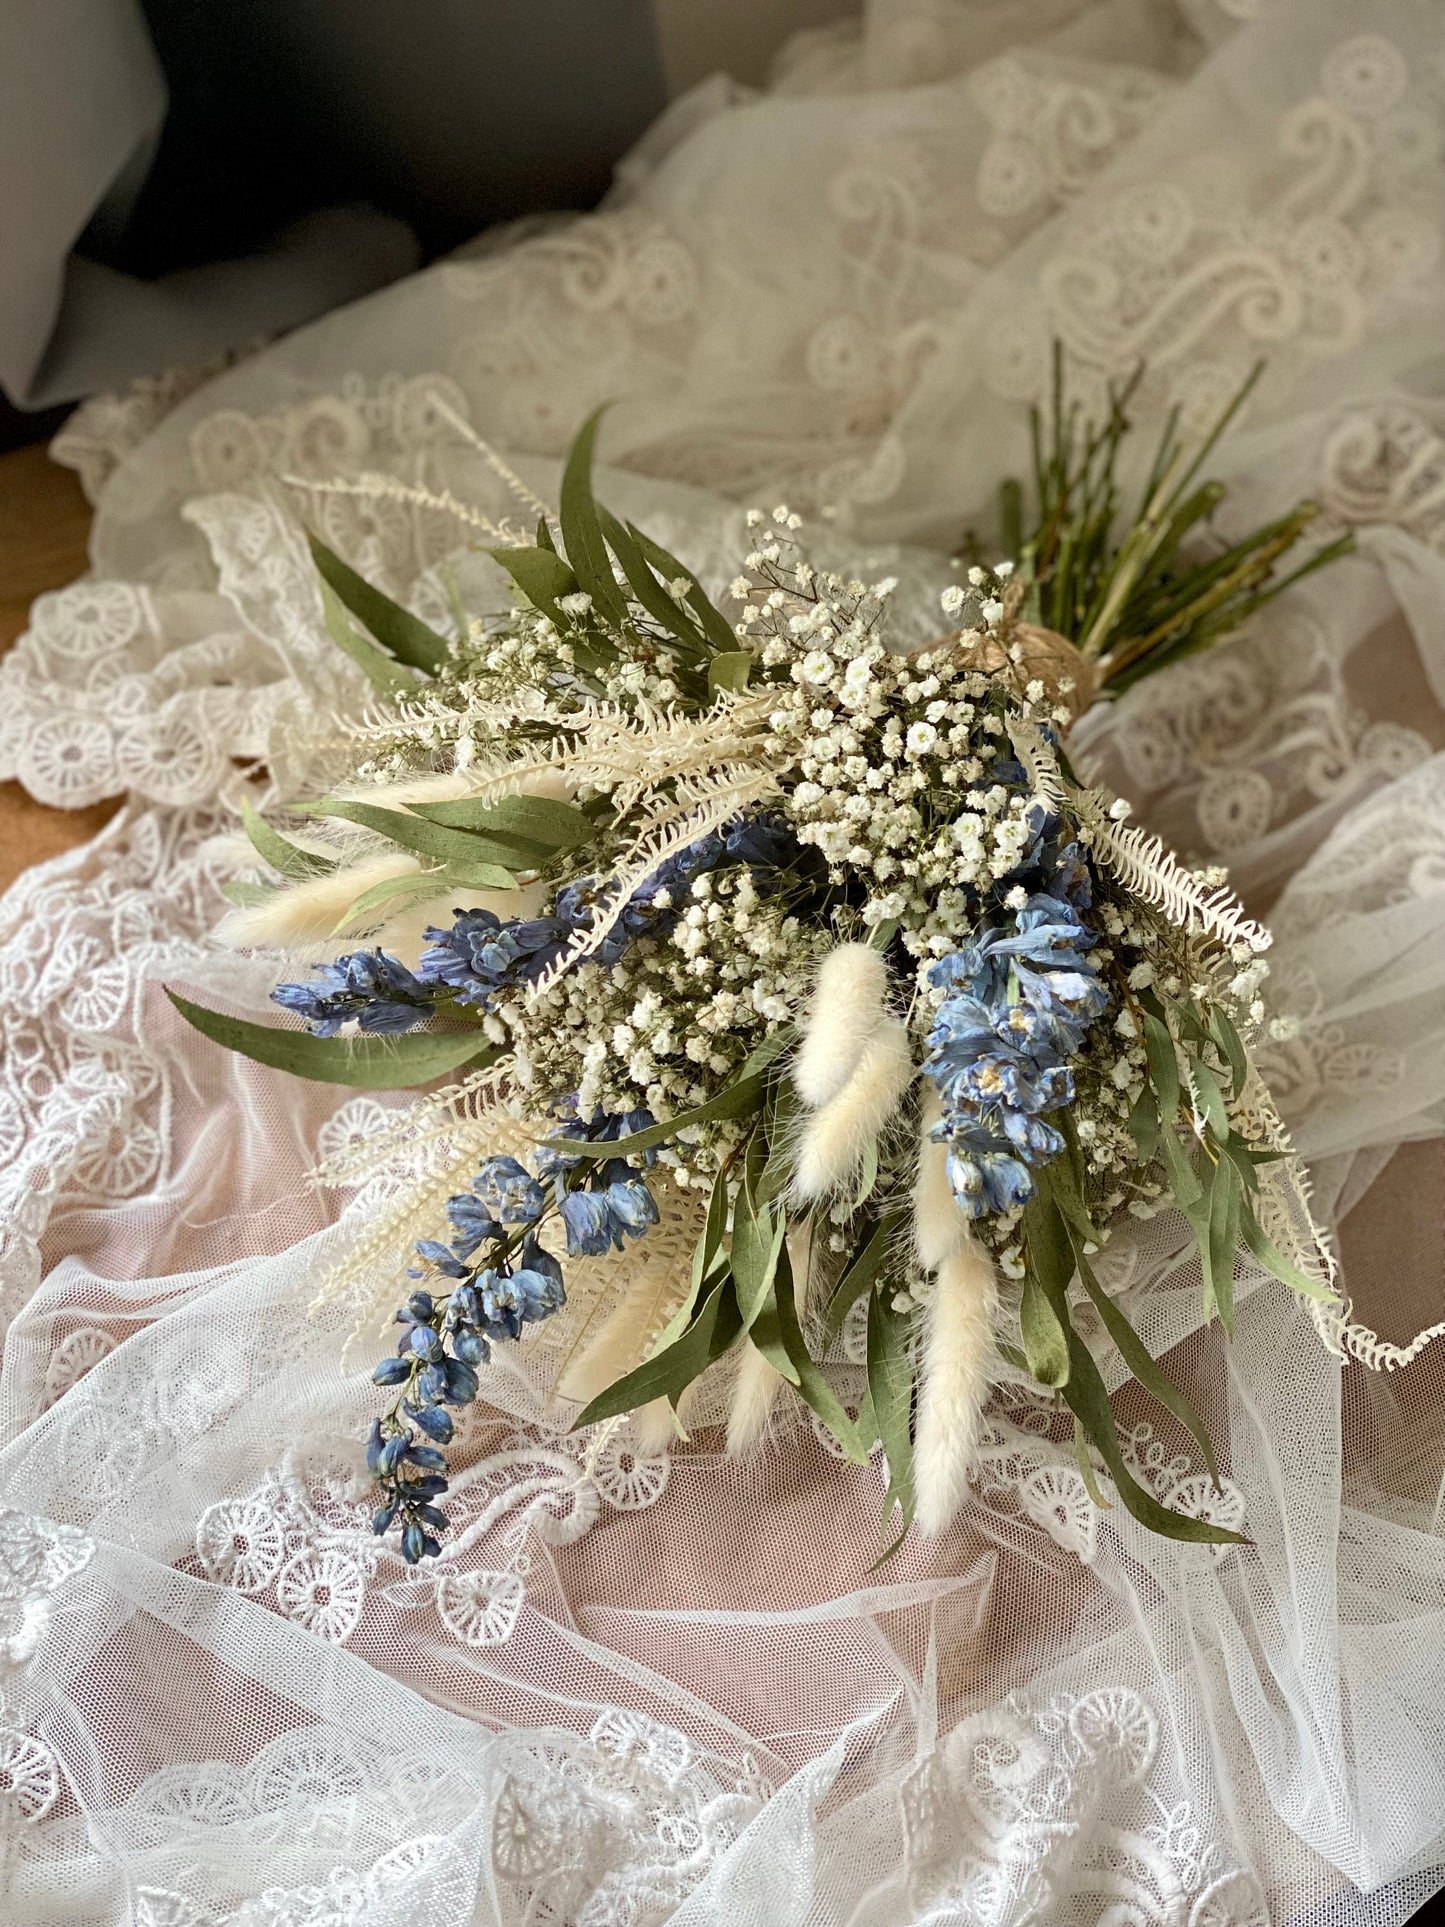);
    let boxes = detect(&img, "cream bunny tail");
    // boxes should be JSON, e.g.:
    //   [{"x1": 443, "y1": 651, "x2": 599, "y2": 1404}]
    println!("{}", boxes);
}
[
  {"x1": 912, "y1": 1089, "x2": 968, "y2": 1272},
  {"x1": 793, "y1": 1018, "x2": 913, "y2": 1202},
  {"x1": 913, "y1": 1232, "x2": 999, "y2": 1537},
  {"x1": 556, "y1": 1263, "x2": 678, "y2": 1407},
  {"x1": 725, "y1": 1223, "x2": 815, "y2": 1456},
  {"x1": 793, "y1": 941, "x2": 888, "y2": 1106},
  {"x1": 217, "y1": 851, "x2": 424, "y2": 949}
]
